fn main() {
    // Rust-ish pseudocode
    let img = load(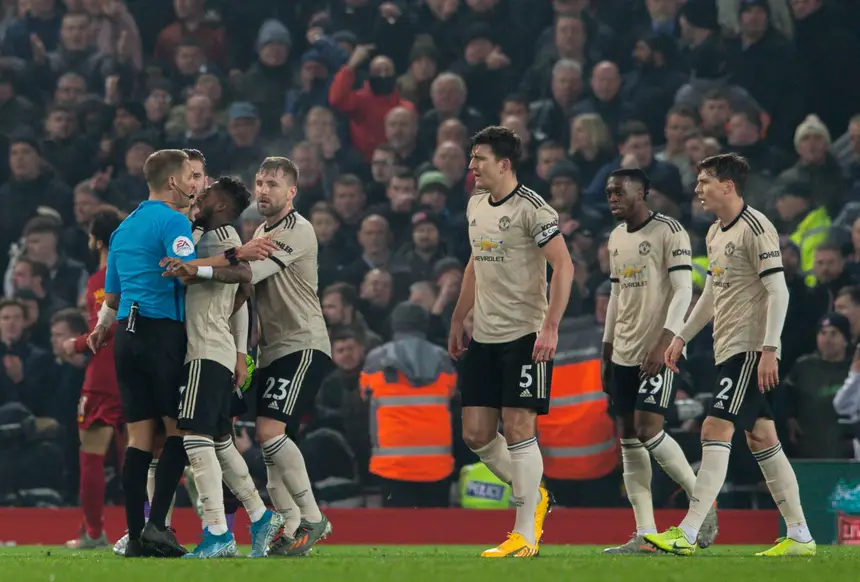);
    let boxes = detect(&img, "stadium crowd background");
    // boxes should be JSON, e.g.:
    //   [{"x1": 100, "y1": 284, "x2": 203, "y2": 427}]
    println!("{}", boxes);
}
[{"x1": 1, "y1": 0, "x2": 860, "y2": 513}]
